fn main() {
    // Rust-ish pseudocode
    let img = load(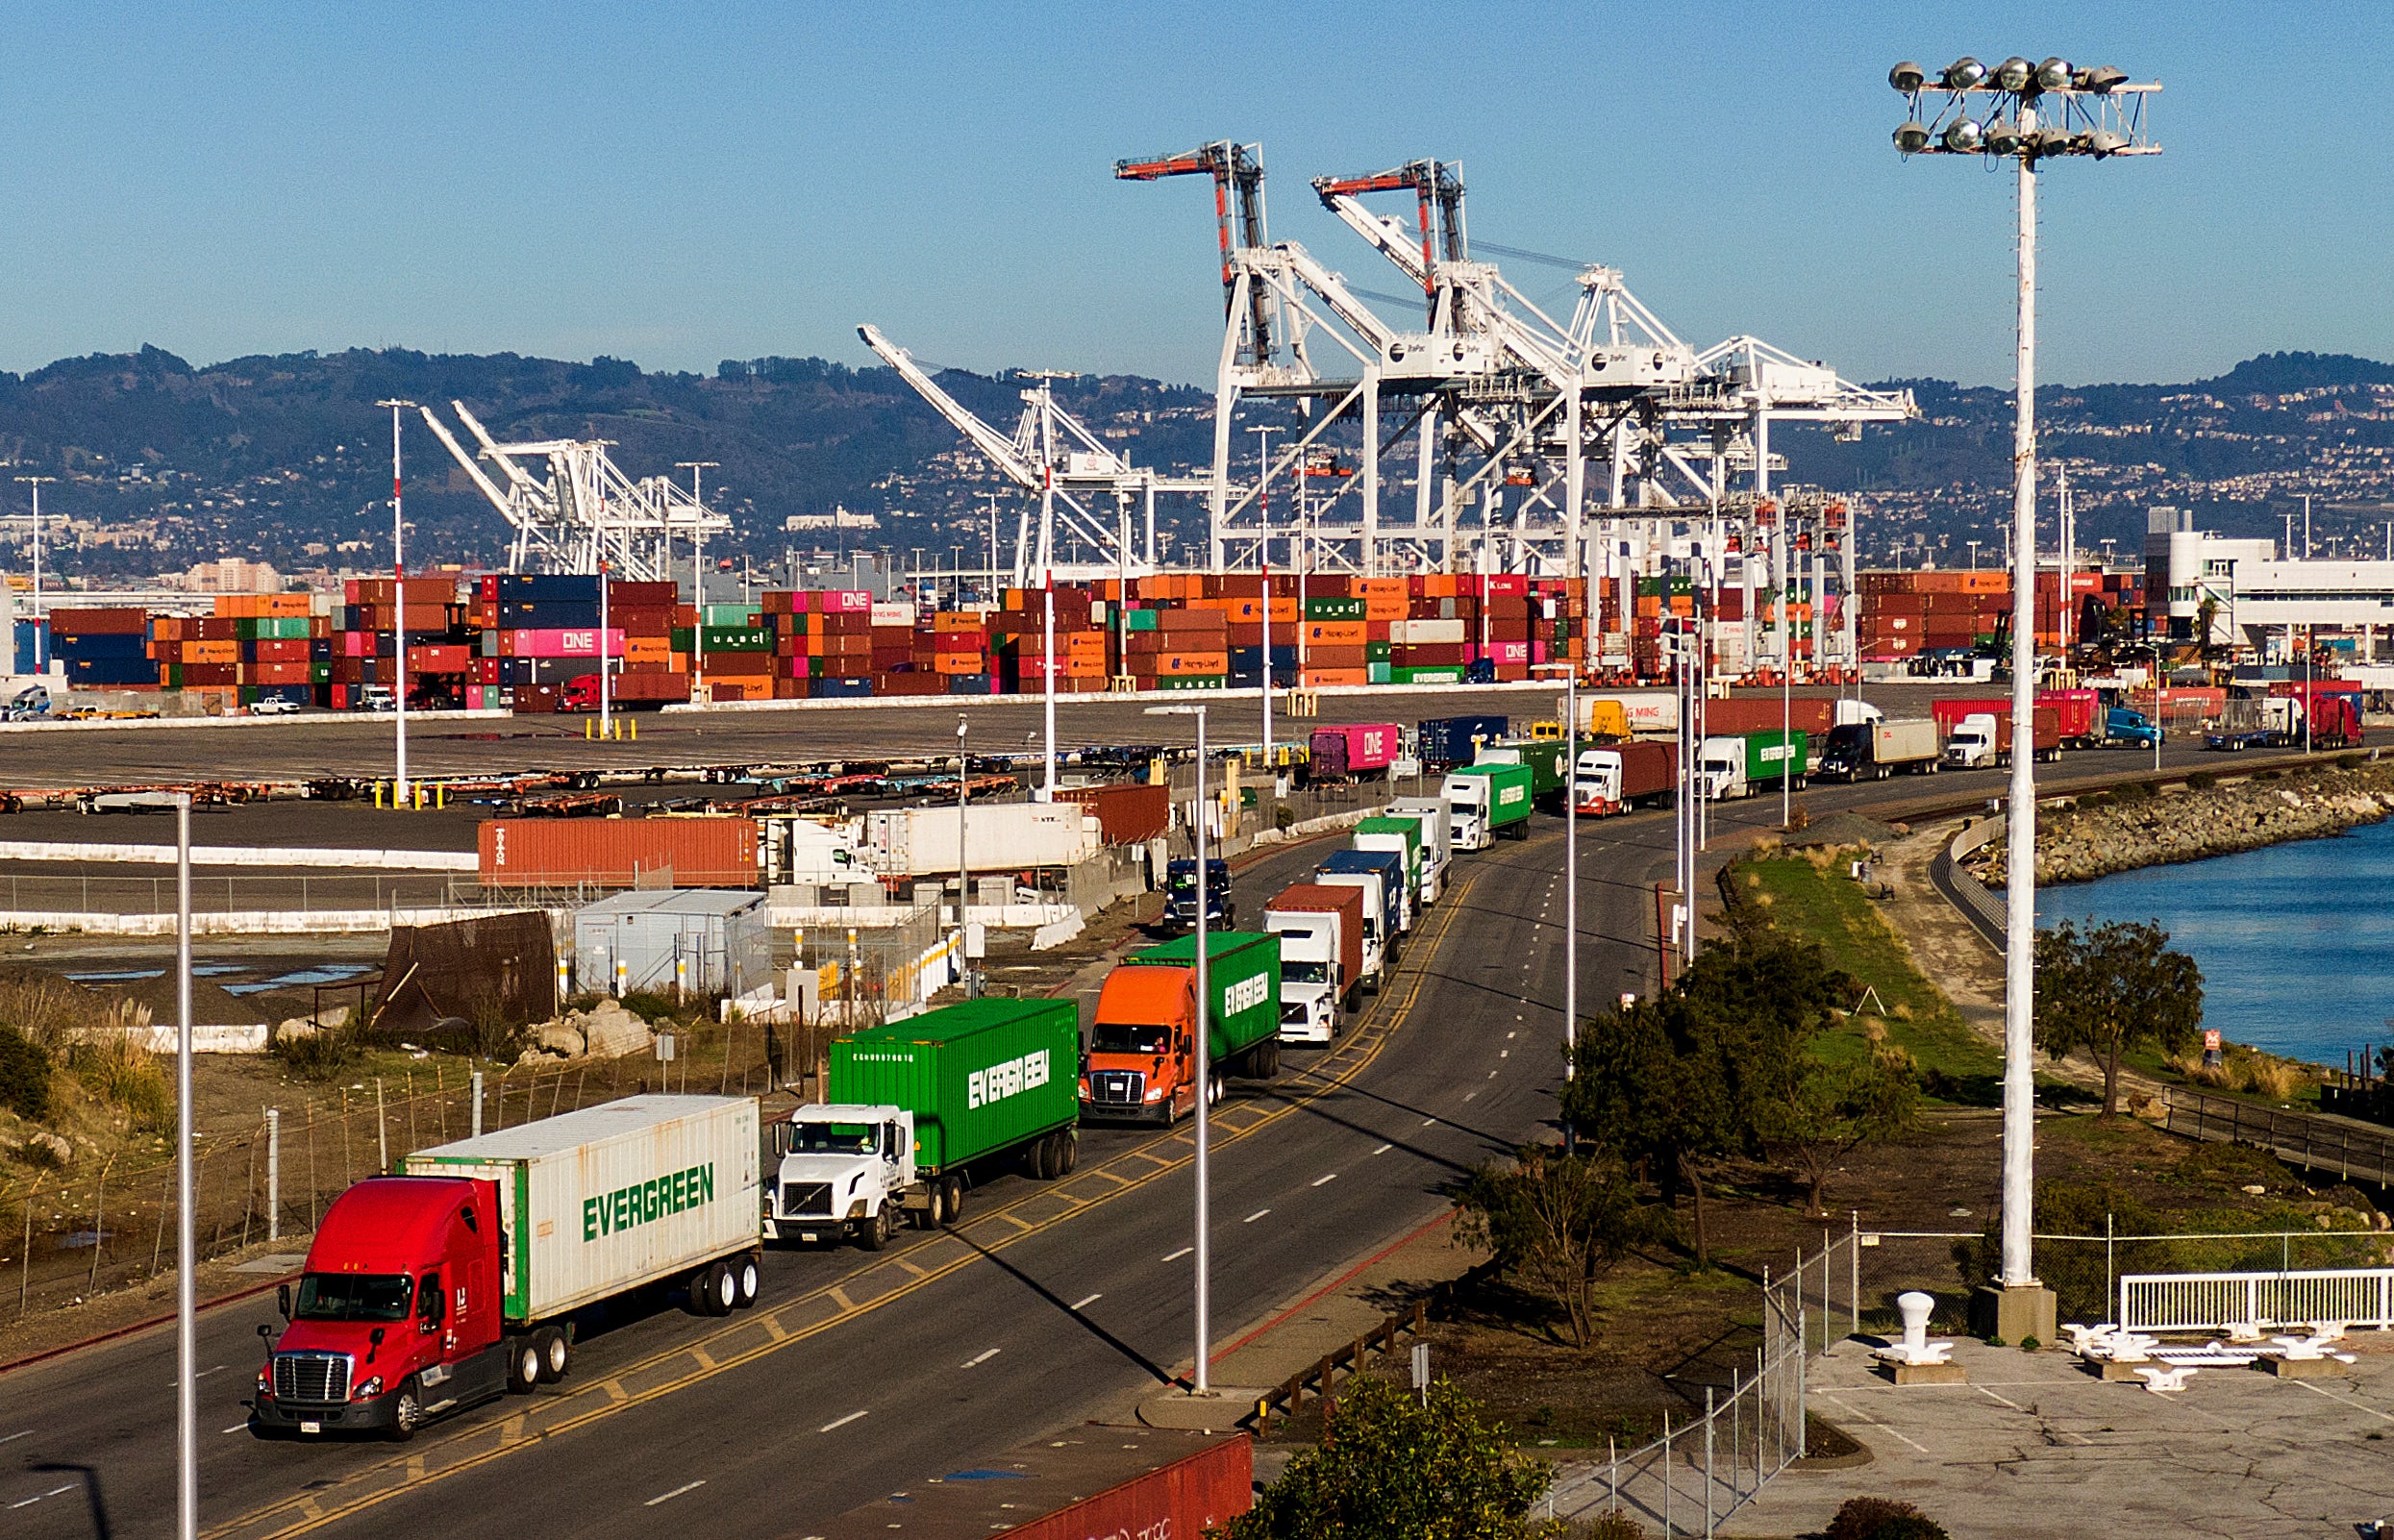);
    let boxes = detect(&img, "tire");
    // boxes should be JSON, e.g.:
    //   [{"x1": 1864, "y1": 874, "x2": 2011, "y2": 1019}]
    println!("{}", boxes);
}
[
  {"x1": 1060, "y1": 1131, "x2": 1078, "y2": 1174},
  {"x1": 696, "y1": 1258, "x2": 737, "y2": 1311},
  {"x1": 857, "y1": 1208, "x2": 890, "y2": 1252},
  {"x1": 536, "y1": 1326, "x2": 570, "y2": 1381},
  {"x1": 387, "y1": 1378, "x2": 422, "y2": 1443},
  {"x1": 1027, "y1": 1131, "x2": 1056, "y2": 1180},
  {"x1": 507, "y1": 1338, "x2": 542, "y2": 1393},
  {"x1": 1259, "y1": 1039, "x2": 1281, "y2": 1078},
  {"x1": 940, "y1": 1175, "x2": 964, "y2": 1225},
  {"x1": 735, "y1": 1254, "x2": 761, "y2": 1307}
]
